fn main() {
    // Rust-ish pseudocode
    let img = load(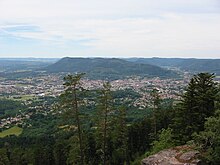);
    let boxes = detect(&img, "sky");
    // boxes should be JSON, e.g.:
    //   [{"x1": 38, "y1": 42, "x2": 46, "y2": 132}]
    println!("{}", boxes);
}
[{"x1": 0, "y1": 0, "x2": 220, "y2": 58}]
